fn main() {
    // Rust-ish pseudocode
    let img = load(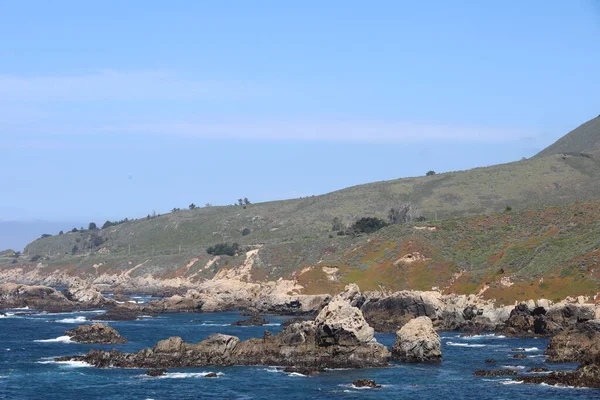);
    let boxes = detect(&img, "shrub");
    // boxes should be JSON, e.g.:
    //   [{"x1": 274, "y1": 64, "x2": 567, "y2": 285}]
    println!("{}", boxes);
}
[
  {"x1": 426, "y1": 170, "x2": 436, "y2": 176},
  {"x1": 88, "y1": 222, "x2": 98, "y2": 230},
  {"x1": 206, "y1": 242, "x2": 240, "y2": 256},
  {"x1": 30, "y1": 255, "x2": 42, "y2": 262},
  {"x1": 504, "y1": 205, "x2": 512, "y2": 213},
  {"x1": 241, "y1": 228, "x2": 251, "y2": 236},
  {"x1": 41, "y1": 233, "x2": 52, "y2": 238},
  {"x1": 350, "y1": 217, "x2": 387, "y2": 234}
]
